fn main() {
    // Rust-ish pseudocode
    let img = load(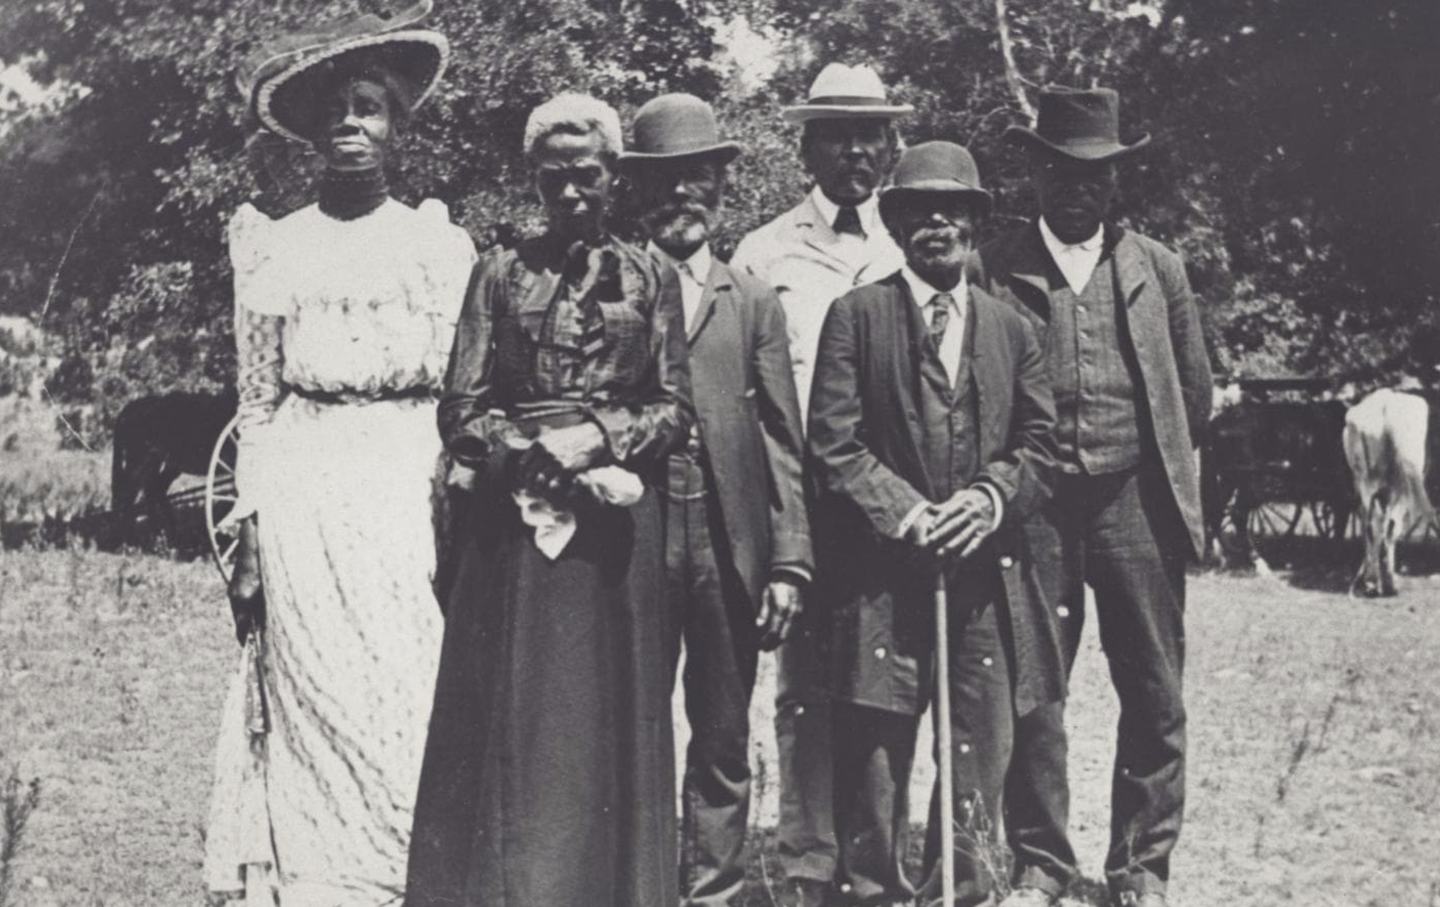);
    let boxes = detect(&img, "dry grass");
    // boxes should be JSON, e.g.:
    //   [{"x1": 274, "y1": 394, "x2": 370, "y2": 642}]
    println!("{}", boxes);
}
[
  {"x1": 0, "y1": 548, "x2": 1437, "y2": 906},
  {"x1": 0, "y1": 399, "x2": 108, "y2": 526}
]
